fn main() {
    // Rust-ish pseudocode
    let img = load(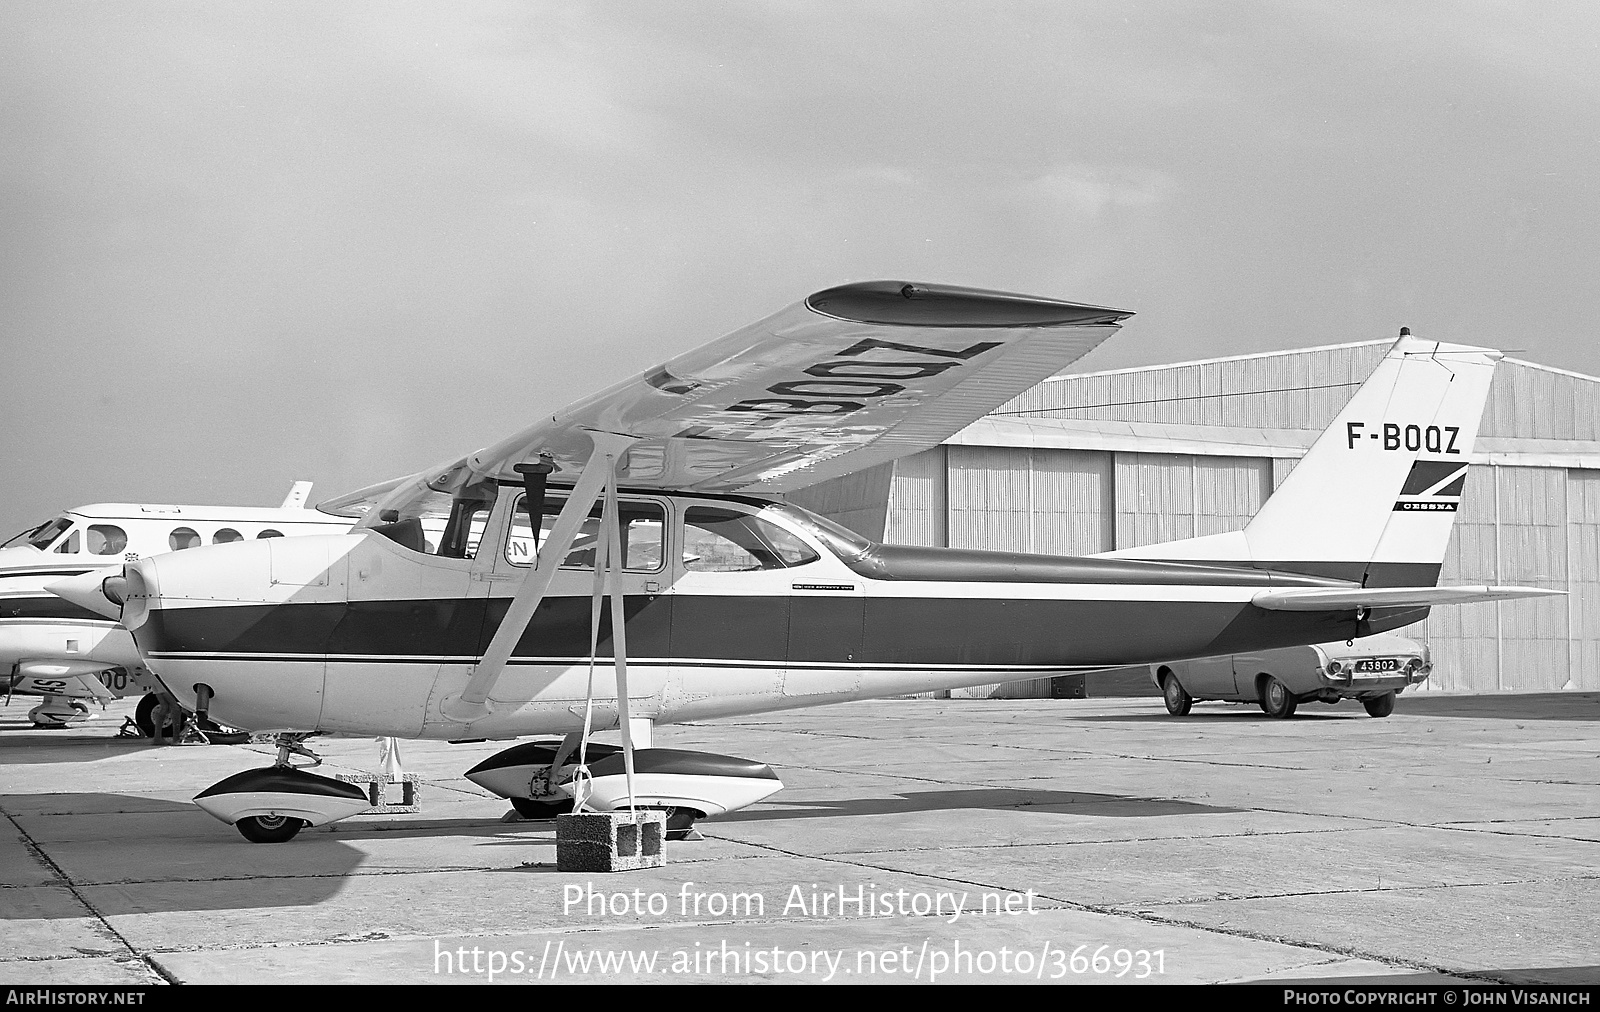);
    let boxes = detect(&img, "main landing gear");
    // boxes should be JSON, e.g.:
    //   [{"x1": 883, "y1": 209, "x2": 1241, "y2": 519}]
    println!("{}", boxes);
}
[
  {"x1": 464, "y1": 728, "x2": 784, "y2": 842},
  {"x1": 130, "y1": 692, "x2": 250, "y2": 745}
]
